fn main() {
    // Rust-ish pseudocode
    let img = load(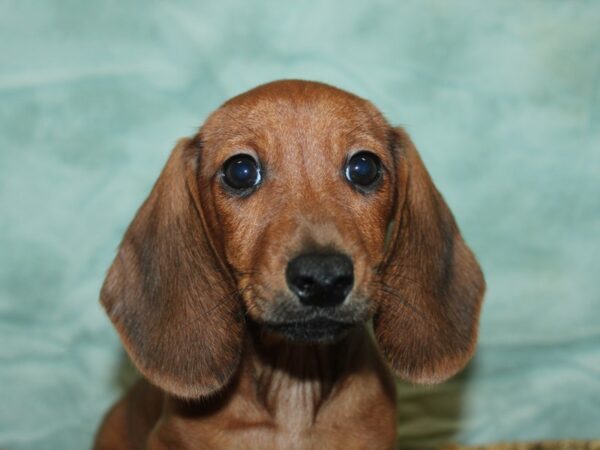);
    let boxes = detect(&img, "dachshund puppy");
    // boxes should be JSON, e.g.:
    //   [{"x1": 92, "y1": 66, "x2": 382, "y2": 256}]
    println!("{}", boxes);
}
[{"x1": 94, "y1": 80, "x2": 485, "y2": 450}]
